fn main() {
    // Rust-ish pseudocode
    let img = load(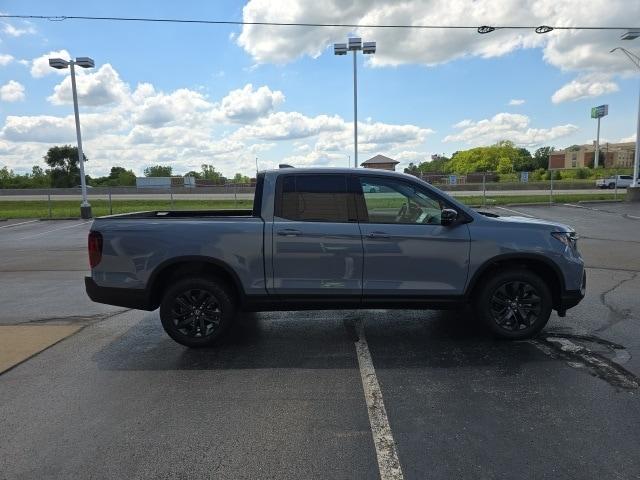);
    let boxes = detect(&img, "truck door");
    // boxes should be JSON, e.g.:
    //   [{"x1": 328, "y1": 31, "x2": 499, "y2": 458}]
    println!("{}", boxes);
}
[
  {"x1": 271, "y1": 173, "x2": 363, "y2": 297},
  {"x1": 356, "y1": 175, "x2": 470, "y2": 297}
]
